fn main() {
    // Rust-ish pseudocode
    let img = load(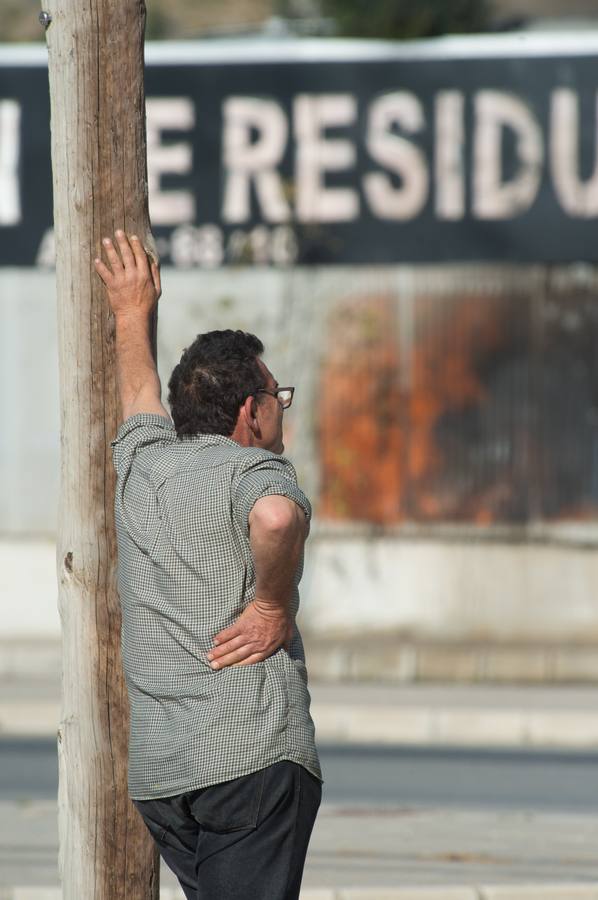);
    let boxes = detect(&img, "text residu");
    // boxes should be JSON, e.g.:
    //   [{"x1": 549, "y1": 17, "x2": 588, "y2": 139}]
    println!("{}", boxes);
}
[{"x1": 144, "y1": 89, "x2": 598, "y2": 227}]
